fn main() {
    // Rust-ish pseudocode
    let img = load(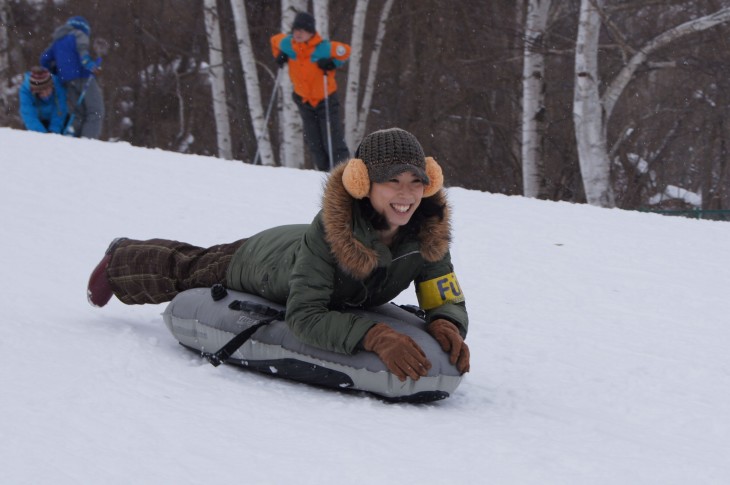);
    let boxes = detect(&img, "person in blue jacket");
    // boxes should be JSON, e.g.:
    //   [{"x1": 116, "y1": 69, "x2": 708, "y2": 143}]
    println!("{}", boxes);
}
[
  {"x1": 18, "y1": 66, "x2": 68, "y2": 134},
  {"x1": 40, "y1": 16, "x2": 104, "y2": 139}
]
